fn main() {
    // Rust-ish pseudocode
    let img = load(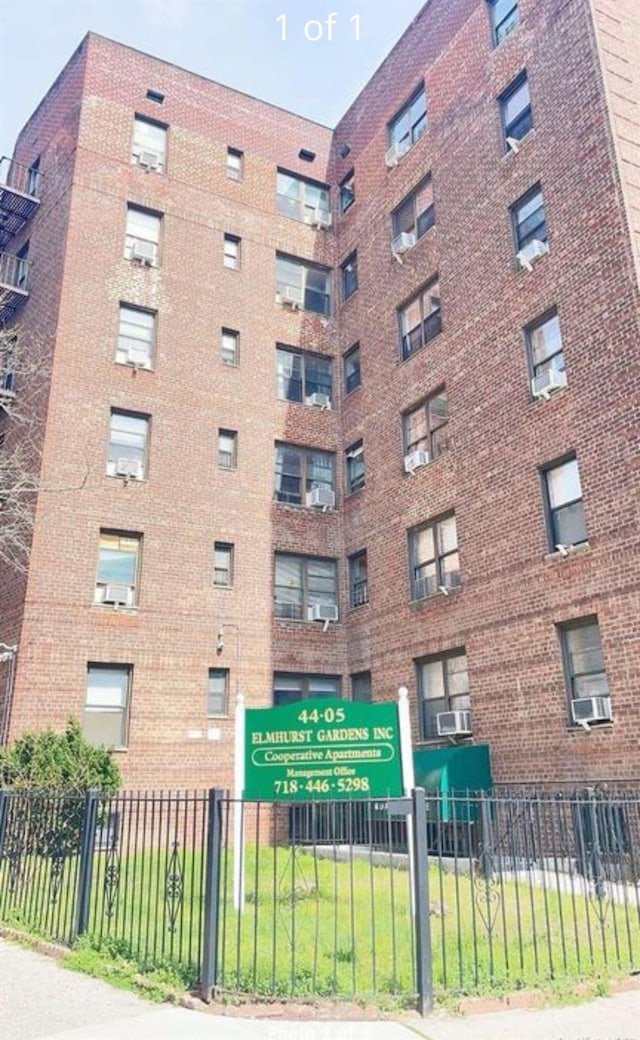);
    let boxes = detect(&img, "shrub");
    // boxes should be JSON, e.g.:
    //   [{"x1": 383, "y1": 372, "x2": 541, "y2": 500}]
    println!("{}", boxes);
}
[{"x1": 0, "y1": 717, "x2": 120, "y2": 793}]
